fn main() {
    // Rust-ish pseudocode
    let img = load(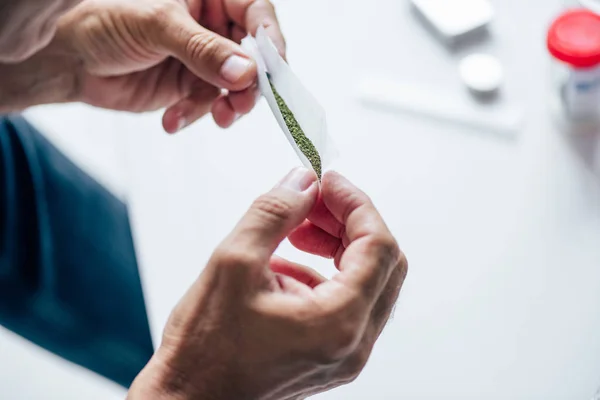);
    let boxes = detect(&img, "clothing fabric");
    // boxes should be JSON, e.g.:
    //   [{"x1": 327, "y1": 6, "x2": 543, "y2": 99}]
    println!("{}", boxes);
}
[{"x1": 0, "y1": 115, "x2": 153, "y2": 388}]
